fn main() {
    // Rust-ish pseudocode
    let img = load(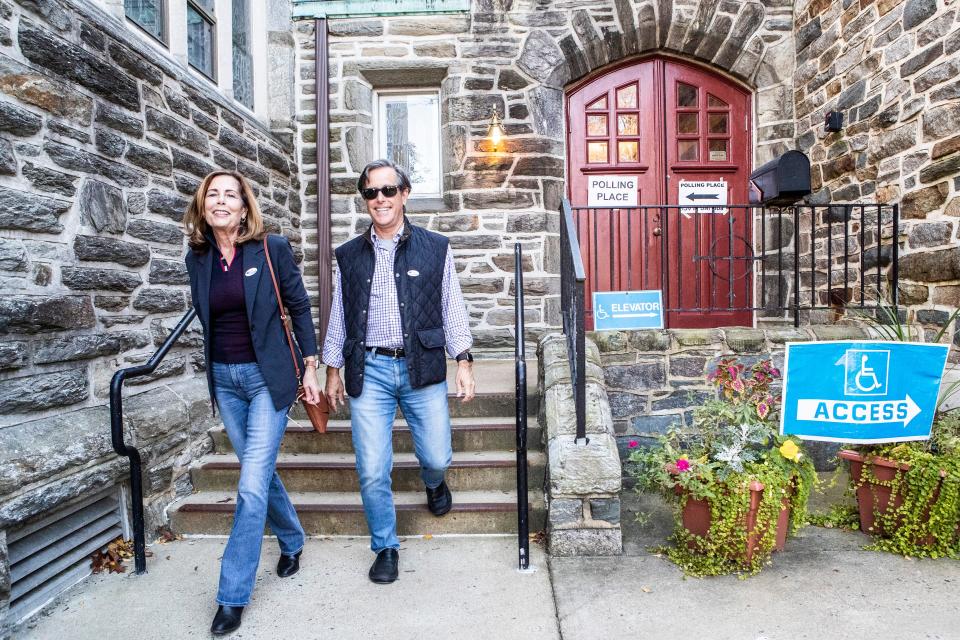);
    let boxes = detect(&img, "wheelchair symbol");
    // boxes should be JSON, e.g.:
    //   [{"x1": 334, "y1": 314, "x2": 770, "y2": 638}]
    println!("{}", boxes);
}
[
  {"x1": 840, "y1": 349, "x2": 889, "y2": 396},
  {"x1": 595, "y1": 304, "x2": 610, "y2": 320}
]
